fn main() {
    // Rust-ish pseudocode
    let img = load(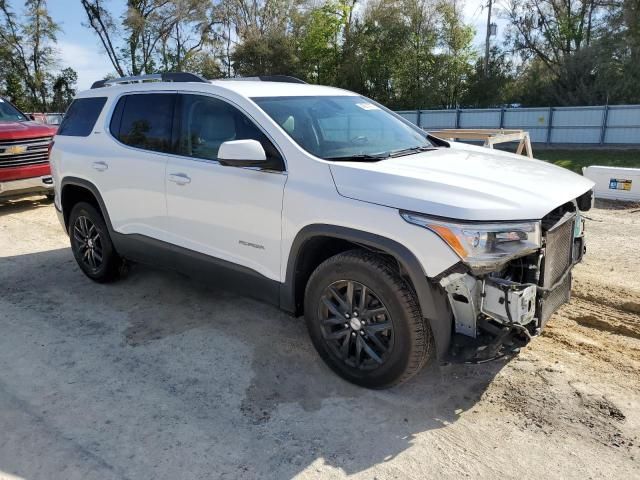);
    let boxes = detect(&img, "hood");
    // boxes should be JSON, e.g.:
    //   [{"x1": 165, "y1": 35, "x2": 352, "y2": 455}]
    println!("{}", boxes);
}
[
  {"x1": 328, "y1": 145, "x2": 594, "y2": 221},
  {"x1": 0, "y1": 121, "x2": 57, "y2": 140}
]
